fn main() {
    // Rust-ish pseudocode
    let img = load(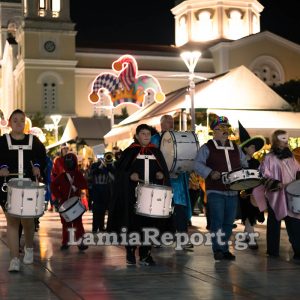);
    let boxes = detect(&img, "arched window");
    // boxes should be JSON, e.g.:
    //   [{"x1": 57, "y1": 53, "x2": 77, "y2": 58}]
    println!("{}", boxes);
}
[
  {"x1": 228, "y1": 9, "x2": 243, "y2": 39},
  {"x1": 51, "y1": 0, "x2": 61, "y2": 18},
  {"x1": 177, "y1": 15, "x2": 188, "y2": 46},
  {"x1": 39, "y1": 0, "x2": 46, "y2": 17},
  {"x1": 38, "y1": 0, "x2": 61, "y2": 18},
  {"x1": 195, "y1": 10, "x2": 213, "y2": 41}
]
